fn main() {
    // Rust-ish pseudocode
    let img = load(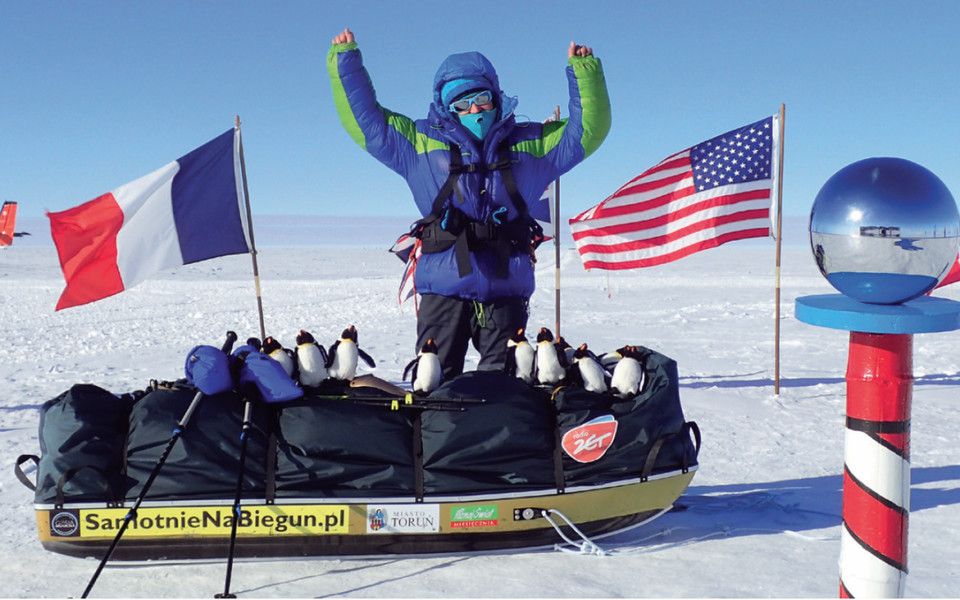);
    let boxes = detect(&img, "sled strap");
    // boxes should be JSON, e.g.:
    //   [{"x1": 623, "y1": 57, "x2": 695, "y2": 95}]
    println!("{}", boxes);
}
[
  {"x1": 15, "y1": 454, "x2": 39, "y2": 492},
  {"x1": 687, "y1": 421, "x2": 702, "y2": 458},
  {"x1": 56, "y1": 465, "x2": 119, "y2": 509},
  {"x1": 640, "y1": 436, "x2": 669, "y2": 482},
  {"x1": 264, "y1": 407, "x2": 280, "y2": 504},
  {"x1": 640, "y1": 421, "x2": 701, "y2": 481},
  {"x1": 552, "y1": 417, "x2": 566, "y2": 495},
  {"x1": 413, "y1": 410, "x2": 424, "y2": 502}
]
